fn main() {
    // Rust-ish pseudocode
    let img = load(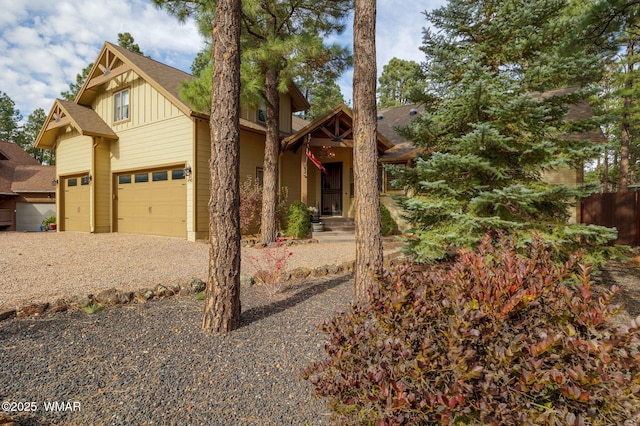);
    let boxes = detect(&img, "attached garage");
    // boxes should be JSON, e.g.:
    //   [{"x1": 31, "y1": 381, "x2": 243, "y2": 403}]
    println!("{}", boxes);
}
[
  {"x1": 62, "y1": 175, "x2": 90, "y2": 232},
  {"x1": 115, "y1": 168, "x2": 187, "y2": 238},
  {"x1": 16, "y1": 202, "x2": 56, "y2": 232}
]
